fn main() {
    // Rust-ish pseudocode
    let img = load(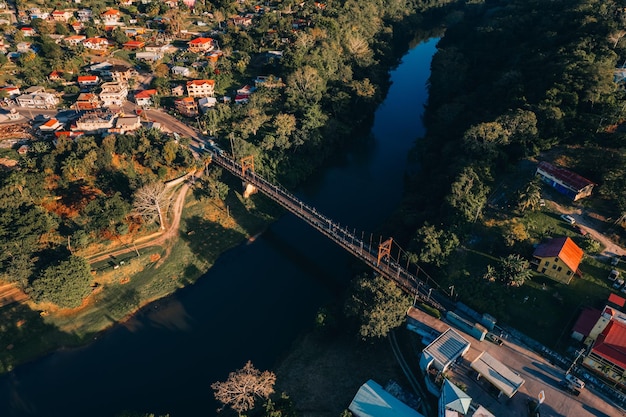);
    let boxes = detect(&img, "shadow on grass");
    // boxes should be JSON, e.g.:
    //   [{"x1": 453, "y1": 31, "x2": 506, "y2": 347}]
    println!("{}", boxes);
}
[
  {"x1": 180, "y1": 214, "x2": 246, "y2": 264},
  {"x1": 0, "y1": 303, "x2": 76, "y2": 373}
]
